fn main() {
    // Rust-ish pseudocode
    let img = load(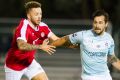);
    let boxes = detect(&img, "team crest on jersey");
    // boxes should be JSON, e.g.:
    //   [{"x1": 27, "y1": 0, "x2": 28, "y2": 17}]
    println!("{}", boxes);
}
[
  {"x1": 32, "y1": 33, "x2": 34, "y2": 35},
  {"x1": 105, "y1": 42, "x2": 108, "y2": 46},
  {"x1": 41, "y1": 32, "x2": 45, "y2": 37}
]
